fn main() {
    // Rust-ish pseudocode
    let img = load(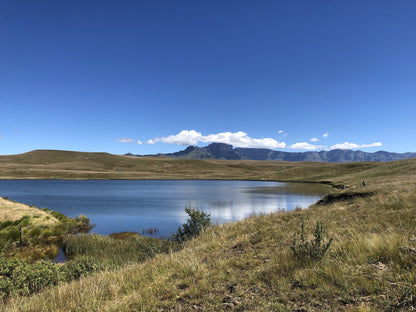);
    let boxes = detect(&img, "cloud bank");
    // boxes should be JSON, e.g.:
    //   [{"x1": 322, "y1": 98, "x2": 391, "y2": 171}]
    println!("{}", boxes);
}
[
  {"x1": 118, "y1": 130, "x2": 382, "y2": 151},
  {"x1": 117, "y1": 138, "x2": 142, "y2": 144},
  {"x1": 289, "y1": 142, "x2": 326, "y2": 150},
  {"x1": 330, "y1": 142, "x2": 382, "y2": 149},
  {"x1": 148, "y1": 130, "x2": 286, "y2": 149}
]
